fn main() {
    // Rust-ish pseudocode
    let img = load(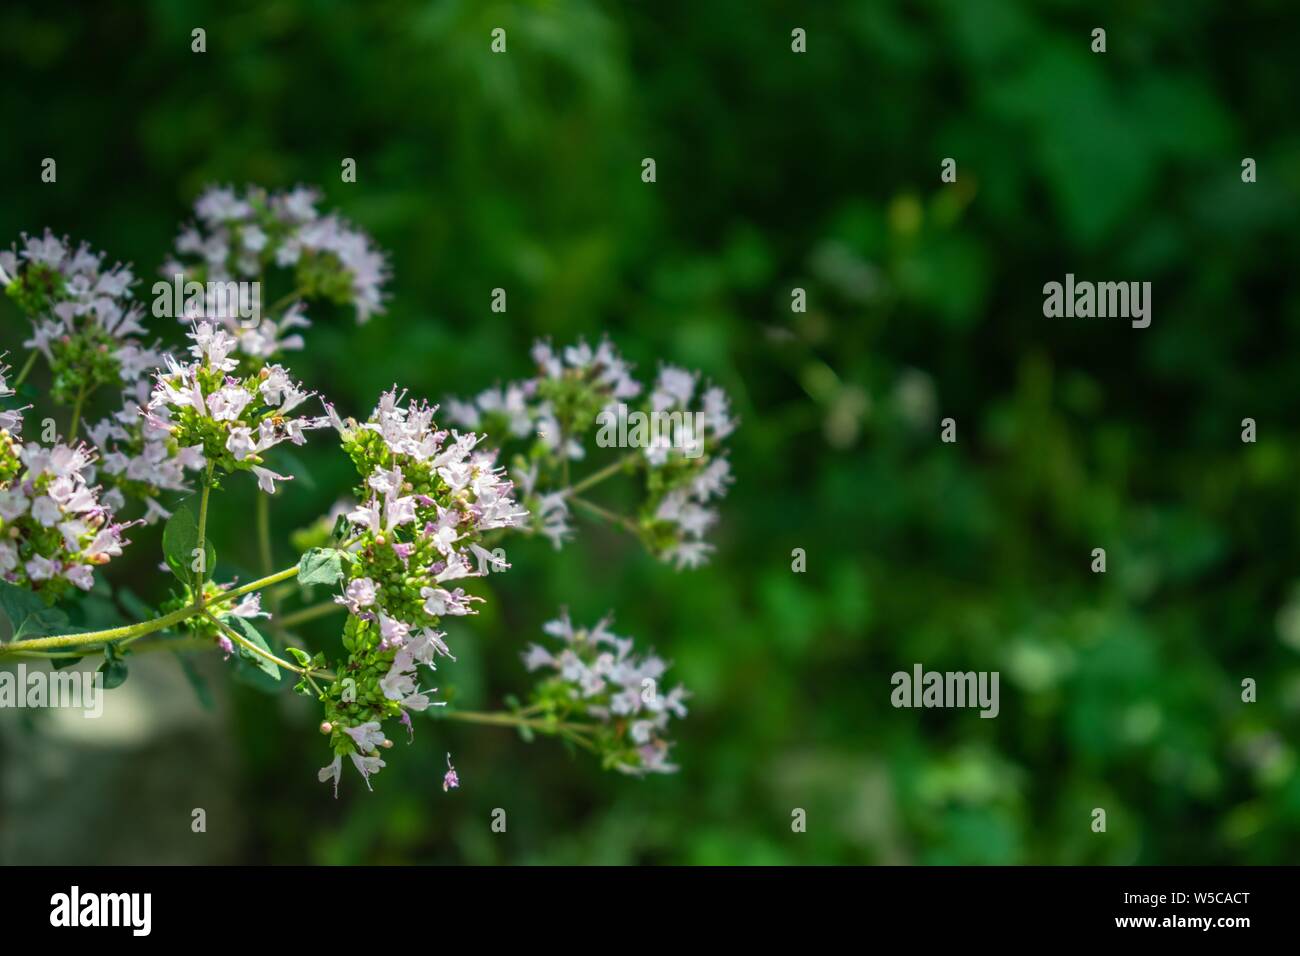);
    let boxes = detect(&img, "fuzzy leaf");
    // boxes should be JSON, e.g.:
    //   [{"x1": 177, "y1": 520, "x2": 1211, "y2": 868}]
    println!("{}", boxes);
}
[
  {"x1": 176, "y1": 655, "x2": 214, "y2": 710},
  {"x1": 230, "y1": 617, "x2": 280, "y2": 681},
  {"x1": 0, "y1": 580, "x2": 69, "y2": 641},
  {"x1": 162, "y1": 496, "x2": 216, "y2": 587},
  {"x1": 98, "y1": 643, "x2": 129, "y2": 690},
  {"x1": 297, "y1": 548, "x2": 347, "y2": 588}
]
